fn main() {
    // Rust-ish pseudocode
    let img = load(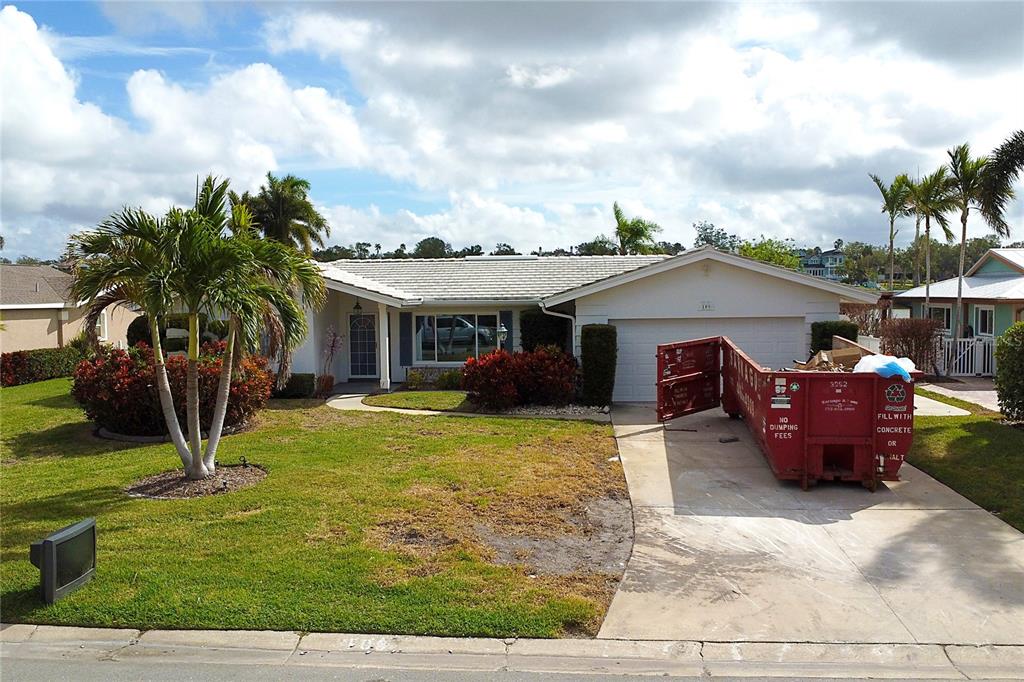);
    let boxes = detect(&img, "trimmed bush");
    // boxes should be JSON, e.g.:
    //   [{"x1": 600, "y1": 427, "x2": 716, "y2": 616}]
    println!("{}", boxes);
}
[
  {"x1": 995, "y1": 322, "x2": 1024, "y2": 420},
  {"x1": 514, "y1": 345, "x2": 577, "y2": 406},
  {"x1": 71, "y1": 342, "x2": 272, "y2": 436},
  {"x1": 461, "y1": 350, "x2": 518, "y2": 410},
  {"x1": 126, "y1": 315, "x2": 151, "y2": 348},
  {"x1": 273, "y1": 372, "x2": 316, "y2": 398},
  {"x1": 880, "y1": 318, "x2": 942, "y2": 371},
  {"x1": 434, "y1": 368, "x2": 463, "y2": 390},
  {"x1": 404, "y1": 369, "x2": 428, "y2": 390},
  {"x1": 580, "y1": 324, "x2": 617, "y2": 406},
  {"x1": 1, "y1": 346, "x2": 84, "y2": 387},
  {"x1": 810, "y1": 320, "x2": 860, "y2": 353},
  {"x1": 520, "y1": 308, "x2": 570, "y2": 352}
]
